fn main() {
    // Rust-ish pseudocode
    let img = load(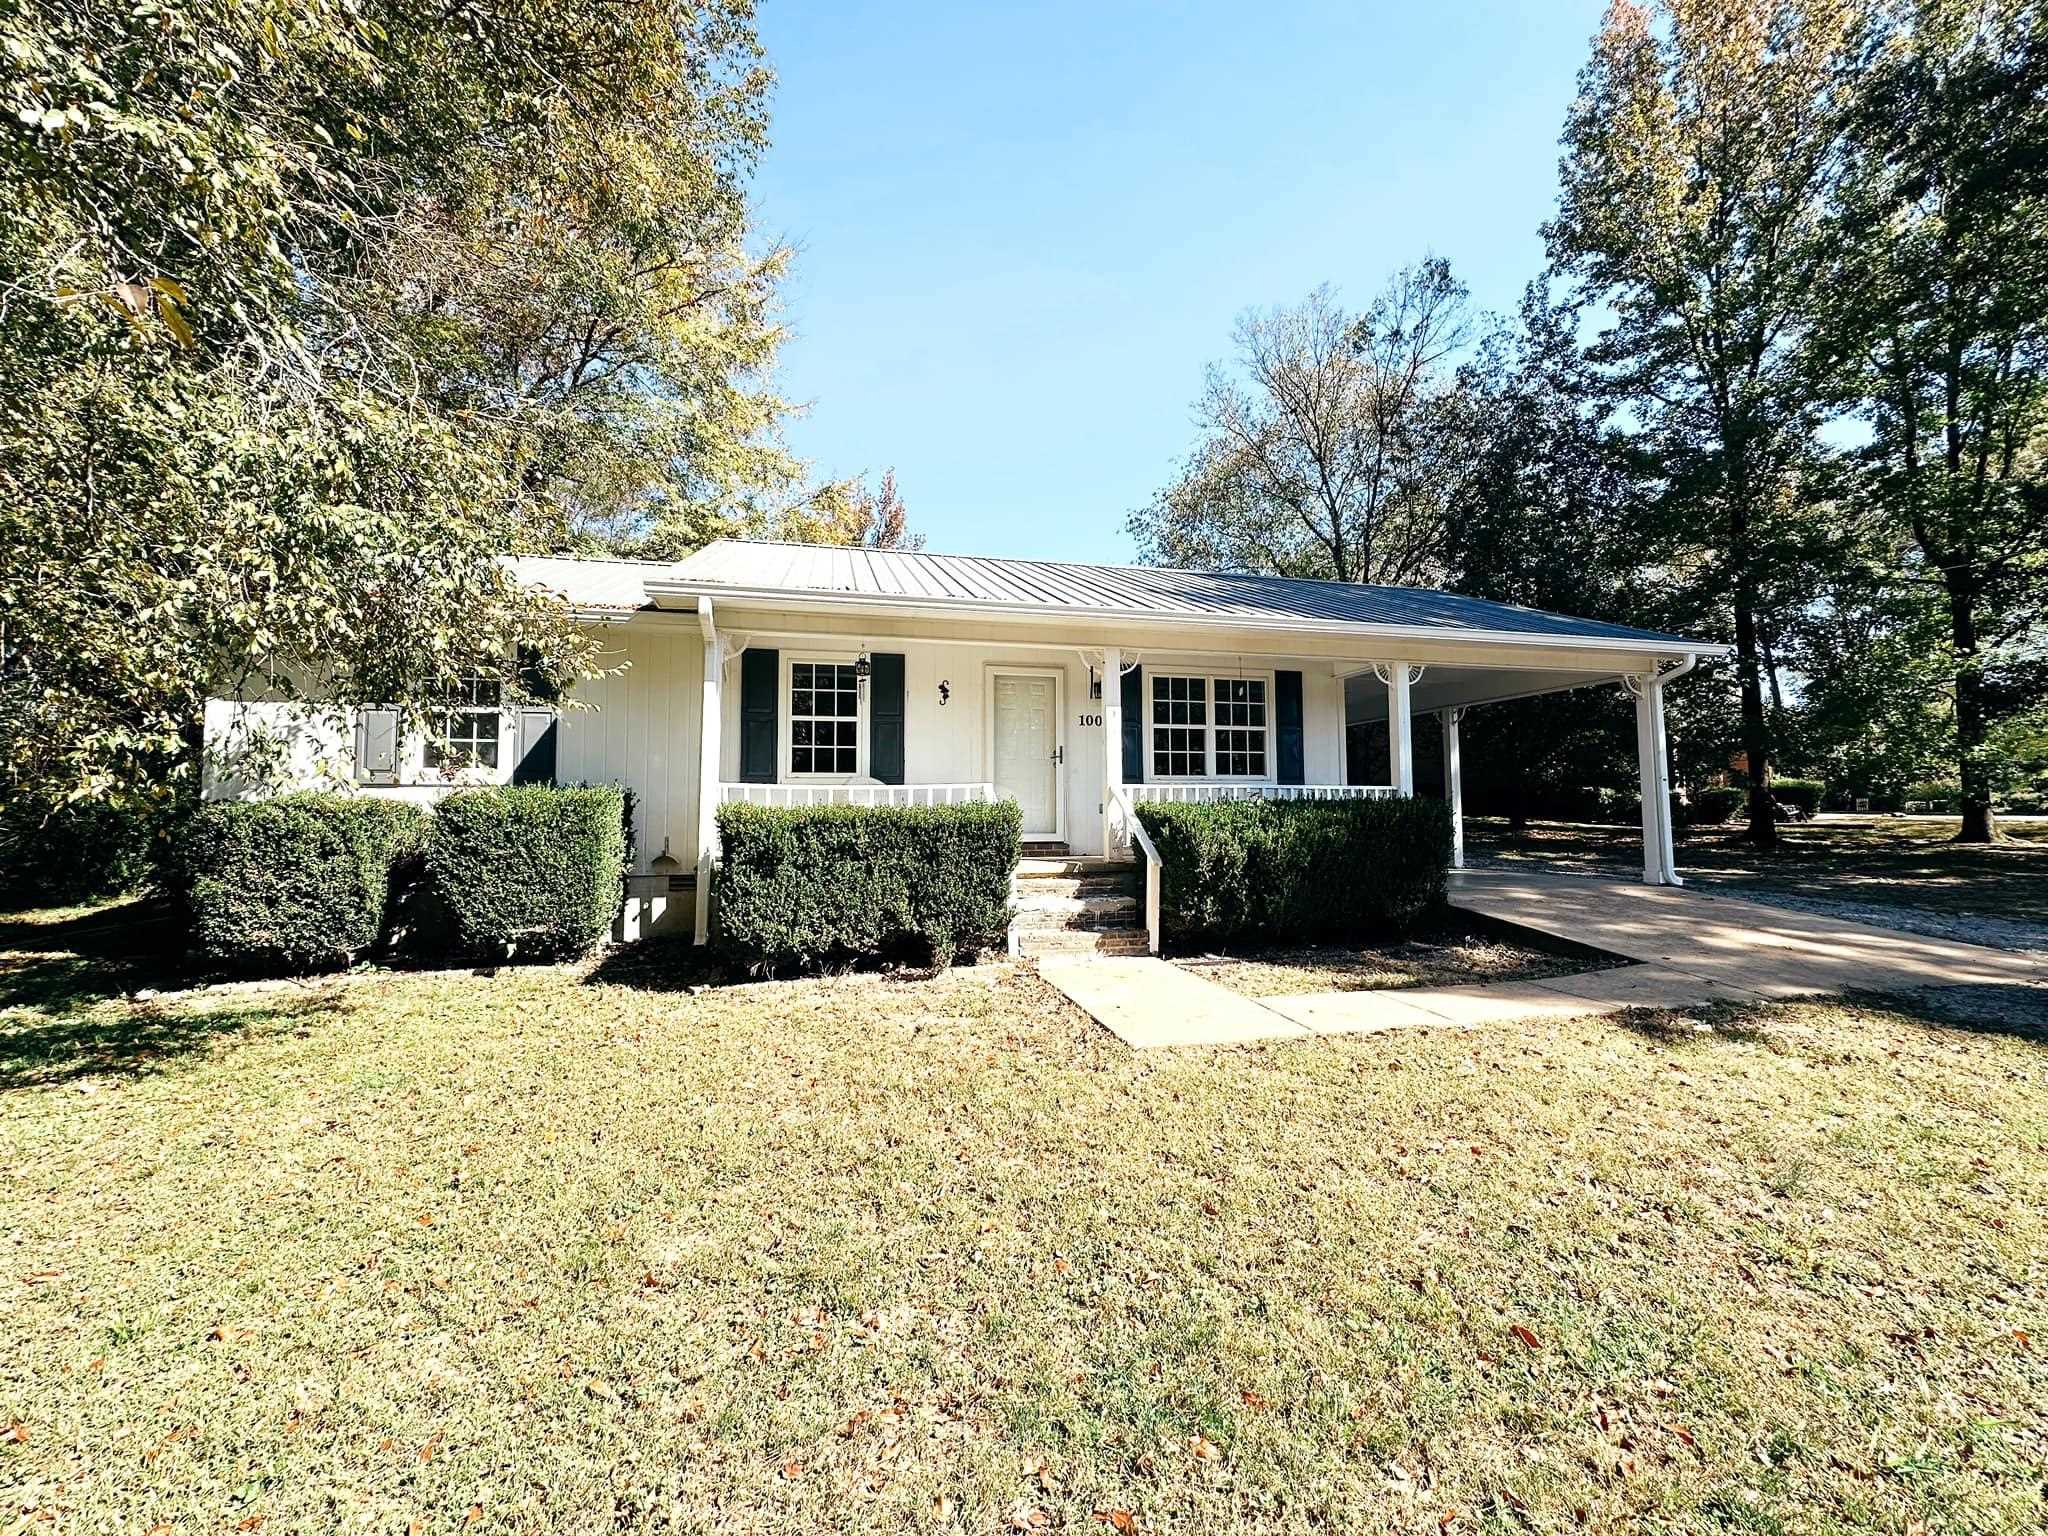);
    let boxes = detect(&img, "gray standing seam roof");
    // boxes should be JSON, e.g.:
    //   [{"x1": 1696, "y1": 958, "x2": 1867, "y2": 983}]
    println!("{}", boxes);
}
[
  {"x1": 655, "y1": 541, "x2": 1708, "y2": 650},
  {"x1": 509, "y1": 542, "x2": 1711, "y2": 651}
]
